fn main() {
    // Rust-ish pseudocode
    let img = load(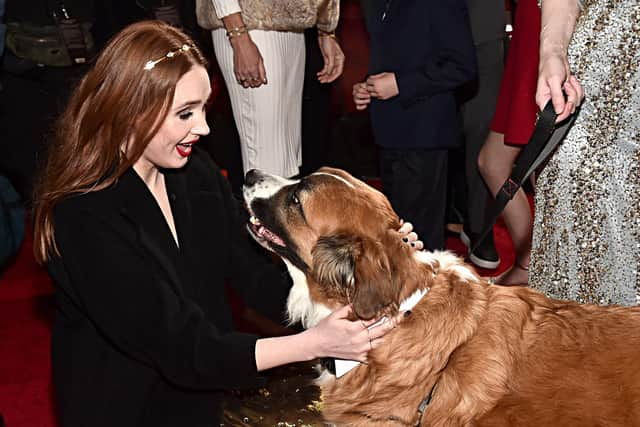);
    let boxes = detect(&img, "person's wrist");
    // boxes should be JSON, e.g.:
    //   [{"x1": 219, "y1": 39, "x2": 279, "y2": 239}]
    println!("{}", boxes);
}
[
  {"x1": 228, "y1": 31, "x2": 251, "y2": 48},
  {"x1": 318, "y1": 29, "x2": 337, "y2": 39},
  {"x1": 298, "y1": 328, "x2": 321, "y2": 361},
  {"x1": 226, "y1": 25, "x2": 247, "y2": 38}
]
